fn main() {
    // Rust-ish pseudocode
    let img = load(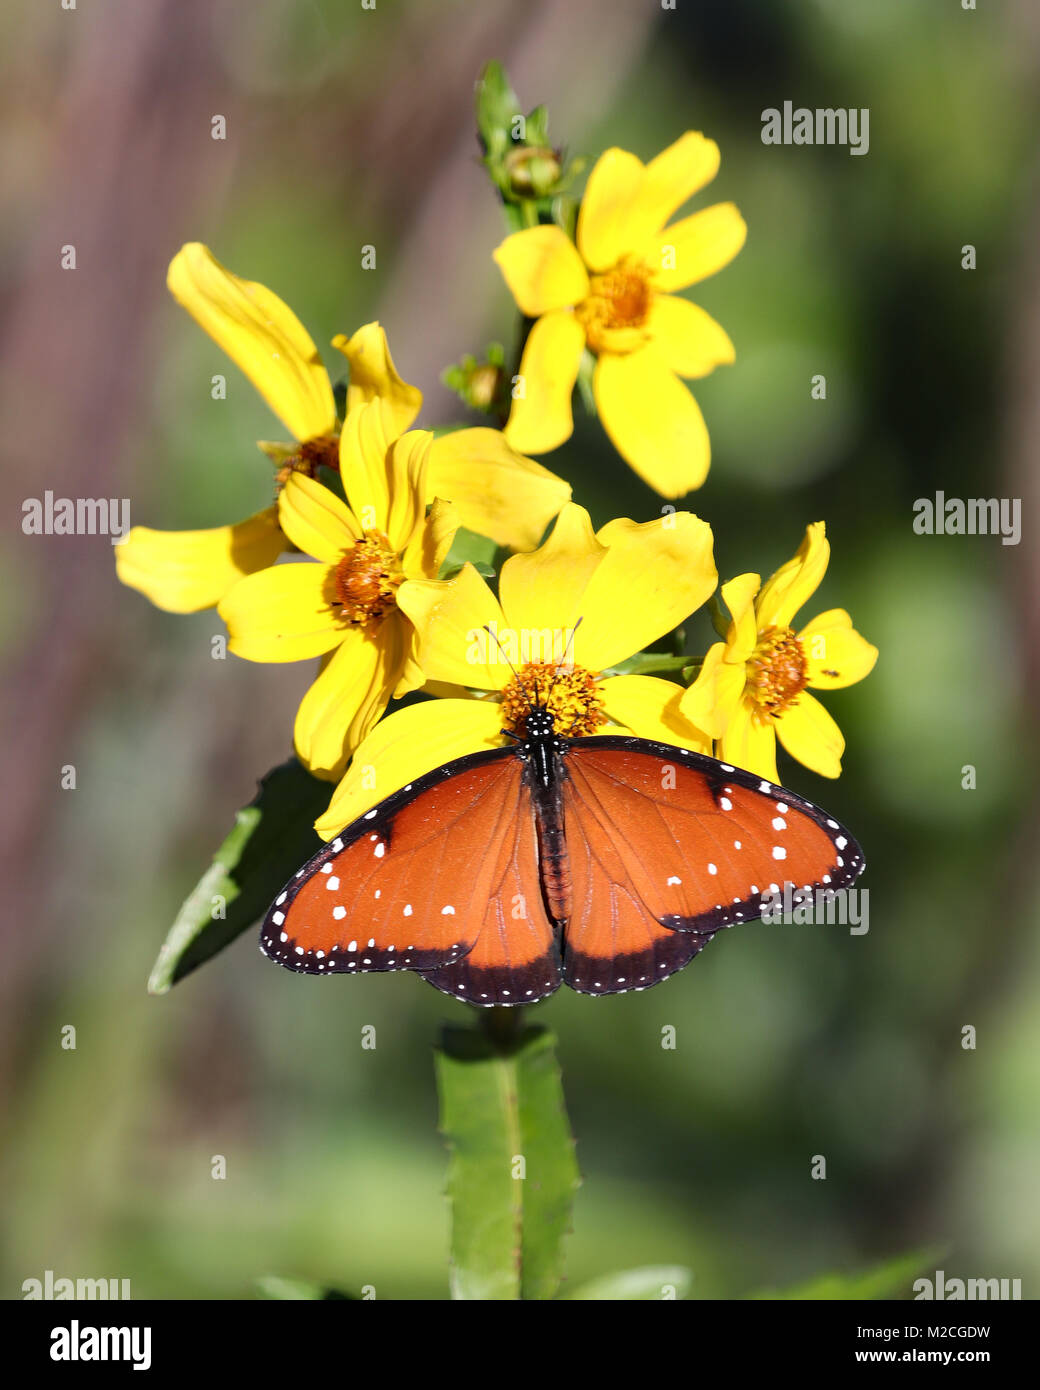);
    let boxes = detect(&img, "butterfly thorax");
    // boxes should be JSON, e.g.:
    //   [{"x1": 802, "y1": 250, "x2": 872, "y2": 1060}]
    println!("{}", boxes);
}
[{"x1": 517, "y1": 706, "x2": 569, "y2": 789}]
